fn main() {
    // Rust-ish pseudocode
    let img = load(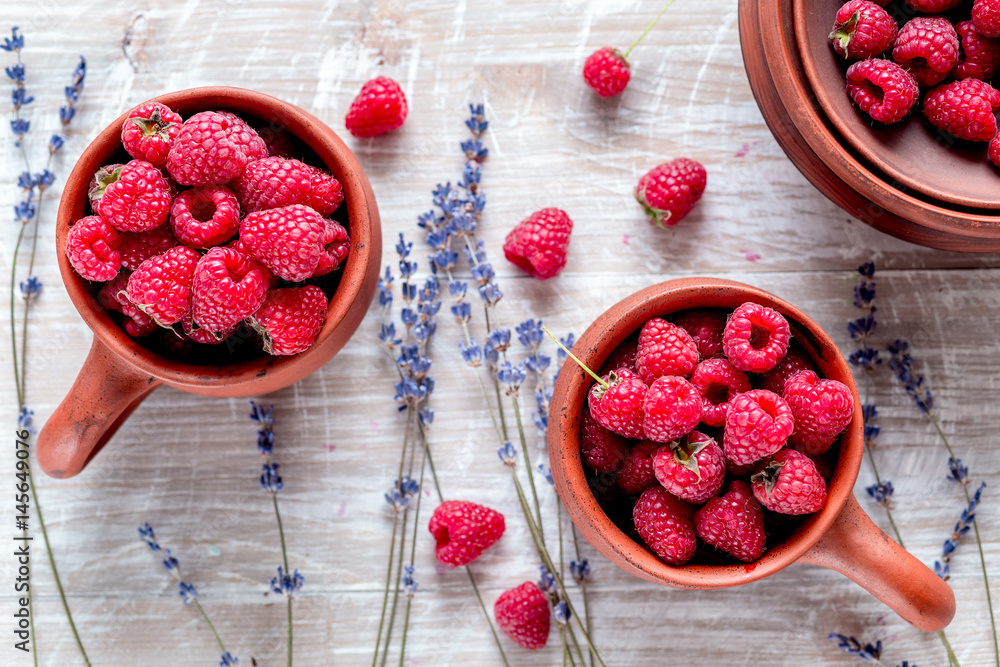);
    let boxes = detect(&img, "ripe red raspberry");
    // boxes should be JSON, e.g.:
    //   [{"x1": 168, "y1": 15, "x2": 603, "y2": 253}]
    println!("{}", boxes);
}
[
  {"x1": 126, "y1": 245, "x2": 201, "y2": 327},
  {"x1": 635, "y1": 317, "x2": 700, "y2": 385},
  {"x1": 923, "y1": 78, "x2": 1000, "y2": 142},
  {"x1": 635, "y1": 158, "x2": 707, "y2": 228},
  {"x1": 493, "y1": 582, "x2": 550, "y2": 650},
  {"x1": 580, "y1": 410, "x2": 629, "y2": 473},
  {"x1": 956, "y1": 20, "x2": 1000, "y2": 80},
  {"x1": 232, "y1": 156, "x2": 344, "y2": 217},
  {"x1": 674, "y1": 309, "x2": 726, "y2": 359},
  {"x1": 589, "y1": 368, "x2": 648, "y2": 439},
  {"x1": 191, "y1": 248, "x2": 271, "y2": 333},
  {"x1": 240, "y1": 204, "x2": 350, "y2": 282},
  {"x1": 65, "y1": 215, "x2": 121, "y2": 281},
  {"x1": 893, "y1": 17, "x2": 960, "y2": 88},
  {"x1": 783, "y1": 370, "x2": 854, "y2": 456},
  {"x1": 689, "y1": 358, "x2": 751, "y2": 428},
  {"x1": 599, "y1": 336, "x2": 638, "y2": 375},
  {"x1": 694, "y1": 481, "x2": 766, "y2": 562},
  {"x1": 119, "y1": 226, "x2": 177, "y2": 271},
  {"x1": 829, "y1": 1, "x2": 898, "y2": 60},
  {"x1": 632, "y1": 485, "x2": 697, "y2": 565},
  {"x1": 97, "y1": 159, "x2": 172, "y2": 233},
  {"x1": 181, "y1": 314, "x2": 229, "y2": 345},
  {"x1": 652, "y1": 431, "x2": 725, "y2": 503},
  {"x1": 618, "y1": 439, "x2": 660, "y2": 494},
  {"x1": 88, "y1": 163, "x2": 125, "y2": 209},
  {"x1": 845, "y1": 58, "x2": 920, "y2": 124},
  {"x1": 120, "y1": 102, "x2": 182, "y2": 167},
  {"x1": 990, "y1": 132, "x2": 1000, "y2": 167},
  {"x1": 723, "y1": 389, "x2": 795, "y2": 466},
  {"x1": 583, "y1": 47, "x2": 631, "y2": 97},
  {"x1": 903, "y1": 0, "x2": 963, "y2": 10},
  {"x1": 722, "y1": 302, "x2": 791, "y2": 373},
  {"x1": 974, "y1": 0, "x2": 1000, "y2": 39},
  {"x1": 345, "y1": 77, "x2": 408, "y2": 138},
  {"x1": 249, "y1": 285, "x2": 328, "y2": 355},
  {"x1": 166, "y1": 110, "x2": 266, "y2": 186},
  {"x1": 751, "y1": 449, "x2": 828, "y2": 515},
  {"x1": 428, "y1": 500, "x2": 505, "y2": 567},
  {"x1": 170, "y1": 185, "x2": 242, "y2": 249},
  {"x1": 99, "y1": 271, "x2": 158, "y2": 337},
  {"x1": 503, "y1": 208, "x2": 573, "y2": 280},
  {"x1": 642, "y1": 376, "x2": 702, "y2": 443},
  {"x1": 759, "y1": 346, "x2": 815, "y2": 394}
]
